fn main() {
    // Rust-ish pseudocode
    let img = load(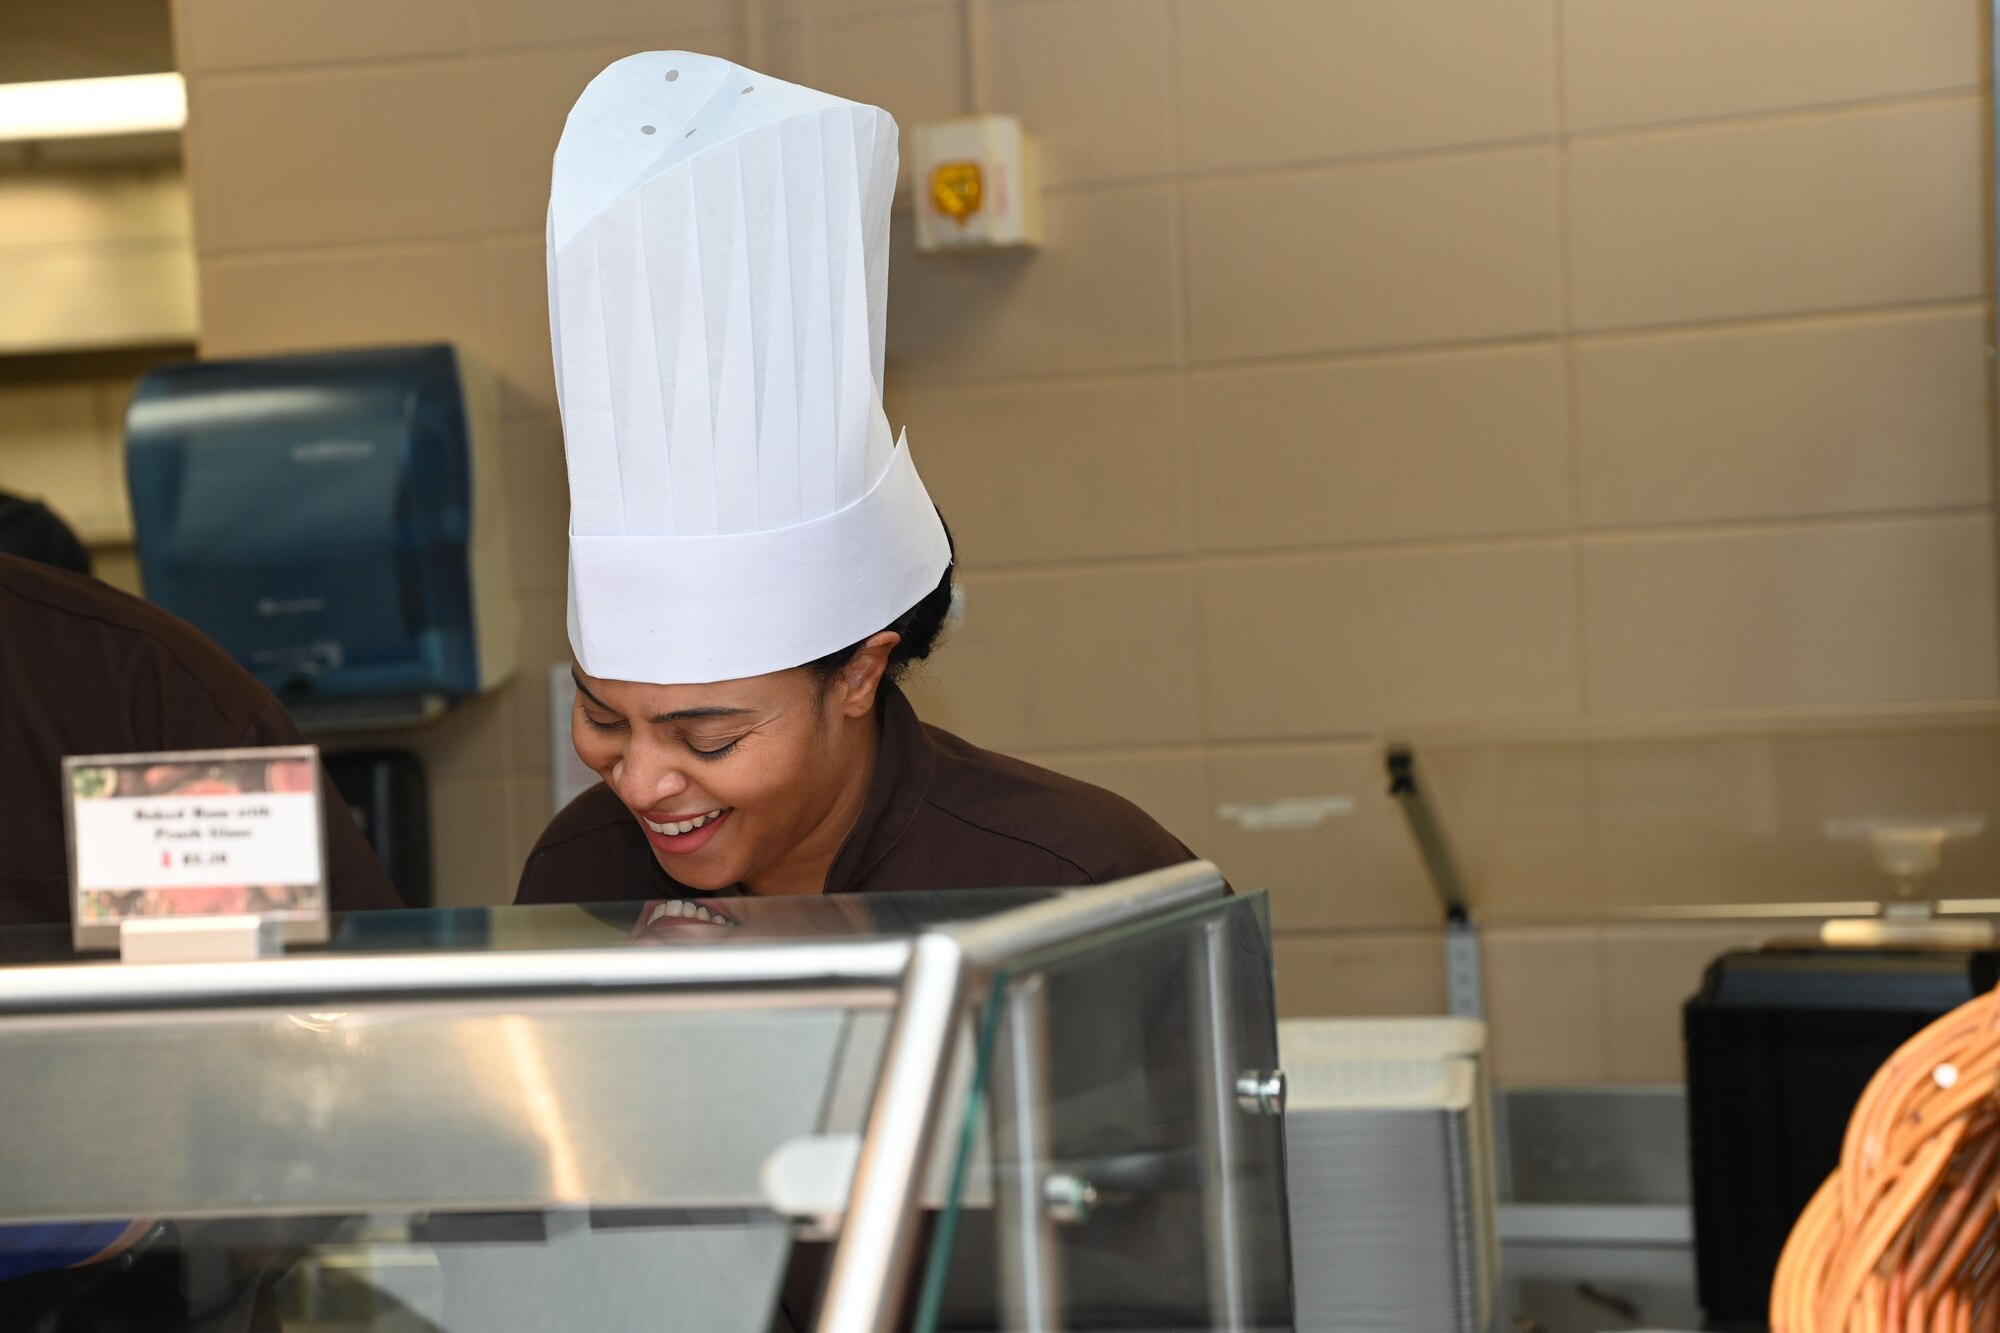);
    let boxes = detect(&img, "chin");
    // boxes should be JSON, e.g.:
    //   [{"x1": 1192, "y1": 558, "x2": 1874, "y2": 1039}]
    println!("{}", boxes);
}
[{"x1": 650, "y1": 851, "x2": 736, "y2": 893}]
